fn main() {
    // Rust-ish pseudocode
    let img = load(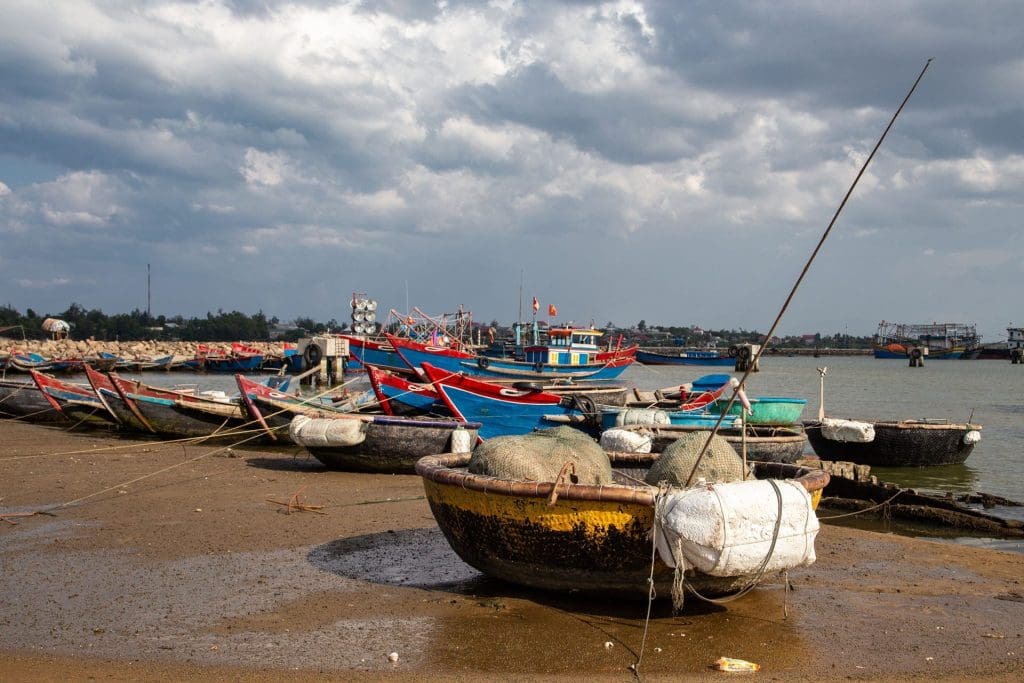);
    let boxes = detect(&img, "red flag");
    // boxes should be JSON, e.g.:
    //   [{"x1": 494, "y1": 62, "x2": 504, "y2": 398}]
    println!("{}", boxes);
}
[
  {"x1": 532, "y1": 296, "x2": 539, "y2": 314},
  {"x1": 548, "y1": 303, "x2": 557, "y2": 317}
]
